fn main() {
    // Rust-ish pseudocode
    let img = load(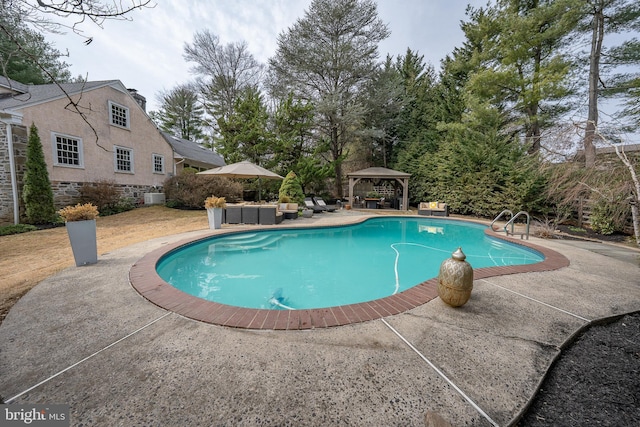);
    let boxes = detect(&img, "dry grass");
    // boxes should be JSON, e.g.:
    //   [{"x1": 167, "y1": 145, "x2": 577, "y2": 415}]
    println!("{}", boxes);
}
[{"x1": 0, "y1": 205, "x2": 208, "y2": 324}]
